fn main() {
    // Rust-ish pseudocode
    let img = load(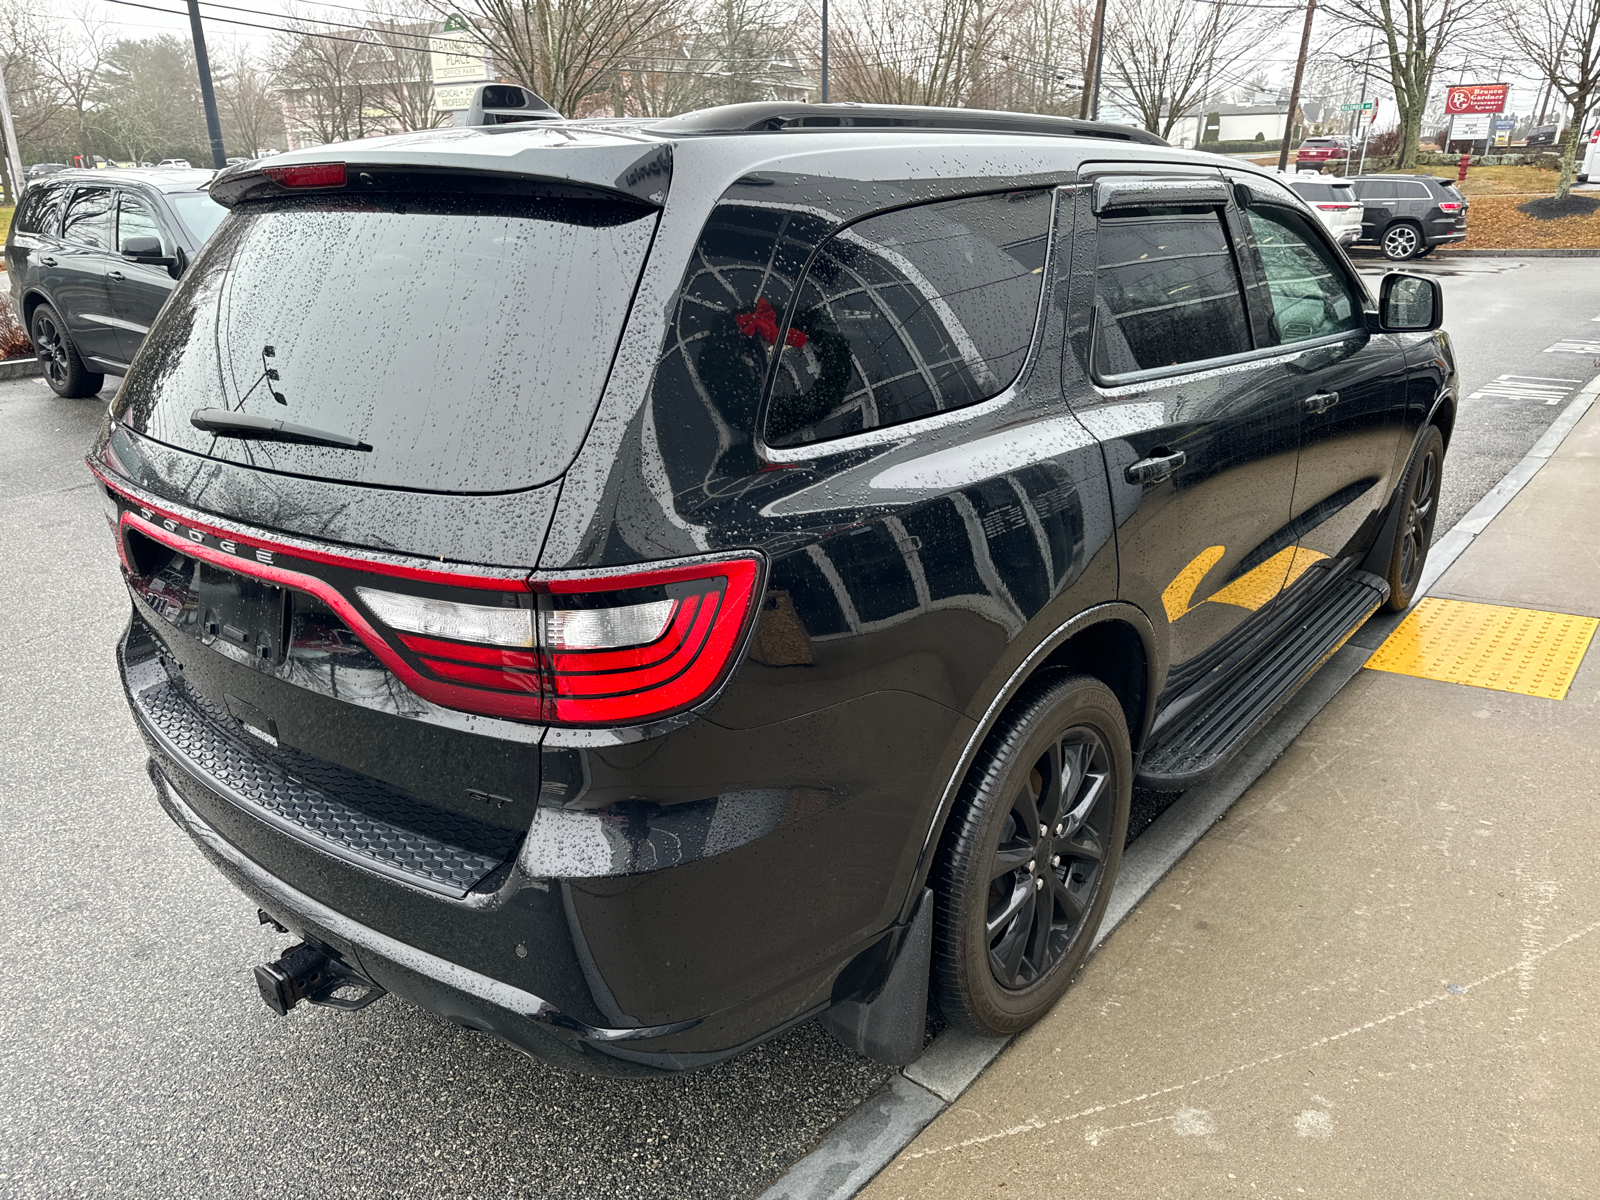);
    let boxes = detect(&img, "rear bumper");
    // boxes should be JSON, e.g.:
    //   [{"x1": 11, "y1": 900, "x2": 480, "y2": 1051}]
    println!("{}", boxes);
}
[{"x1": 119, "y1": 607, "x2": 941, "y2": 1073}]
